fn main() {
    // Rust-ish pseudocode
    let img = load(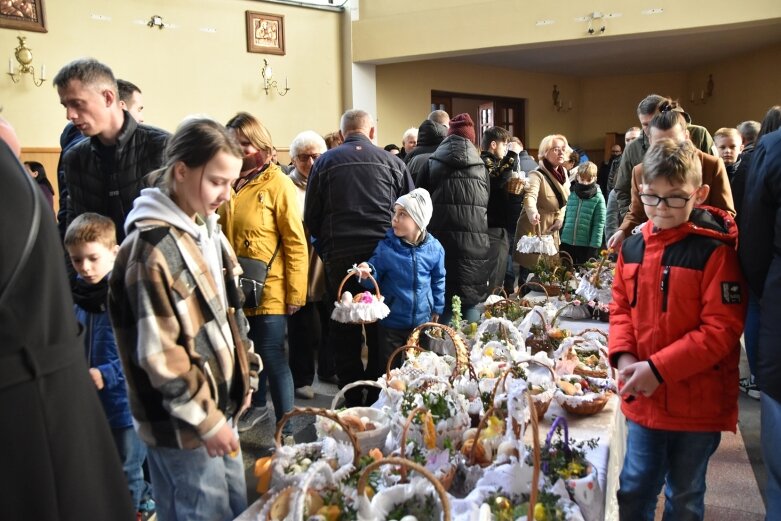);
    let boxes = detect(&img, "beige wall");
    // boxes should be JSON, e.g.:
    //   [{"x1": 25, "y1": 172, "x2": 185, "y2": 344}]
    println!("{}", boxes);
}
[
  {"x1": 1, "y1": 0, "x2": 343, "y2": 148},
  {"x1": 375, "y1": 60, "x2": 579, "y2": 150}
]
